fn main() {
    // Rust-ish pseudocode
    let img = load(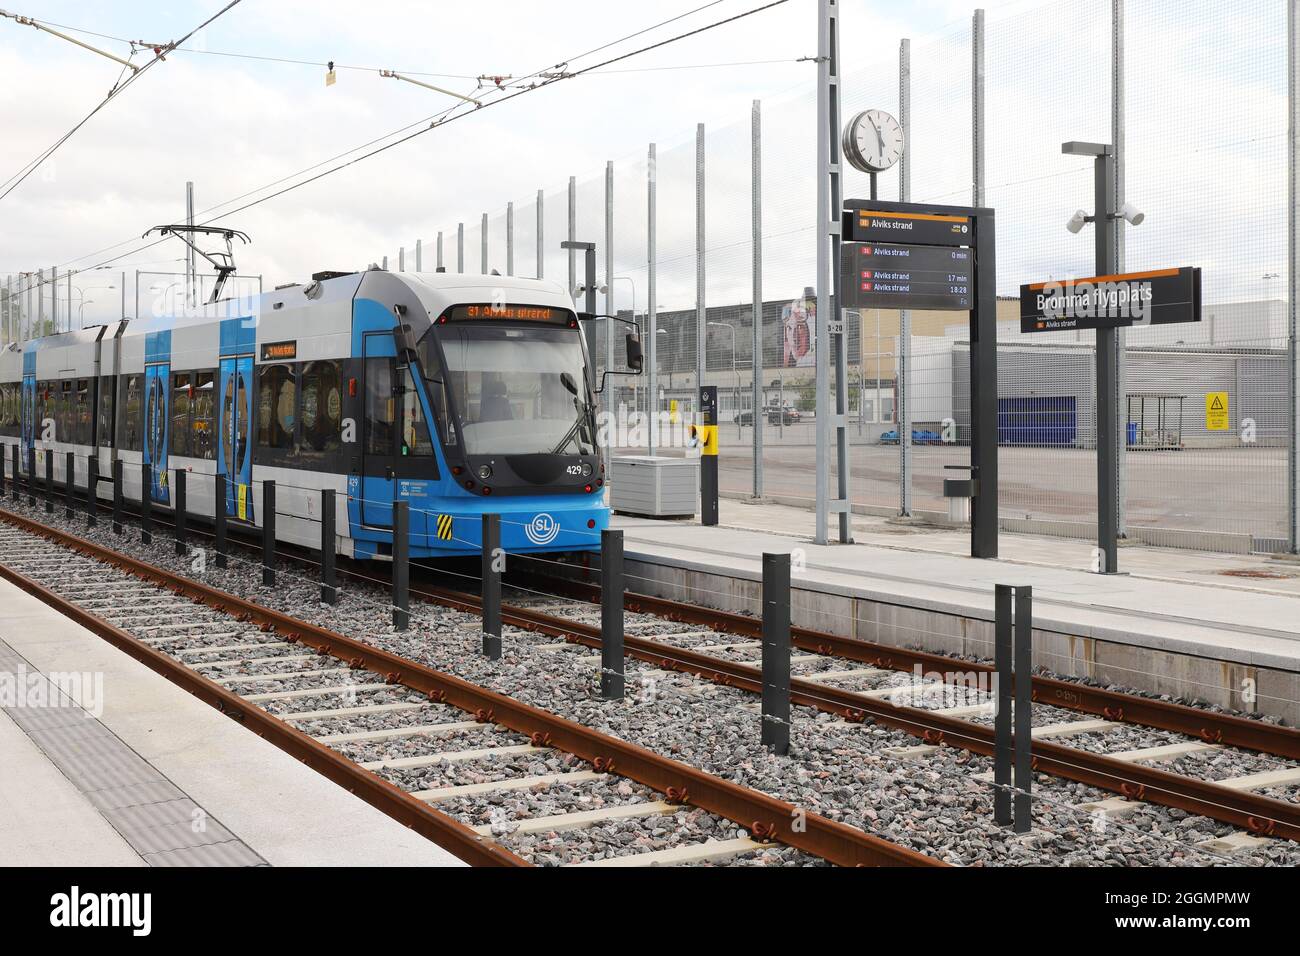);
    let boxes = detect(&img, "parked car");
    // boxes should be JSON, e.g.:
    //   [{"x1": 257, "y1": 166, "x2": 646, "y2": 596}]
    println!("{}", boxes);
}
[{"x1": 735, "y1": 406, "x2": 802, "y2": 426}]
